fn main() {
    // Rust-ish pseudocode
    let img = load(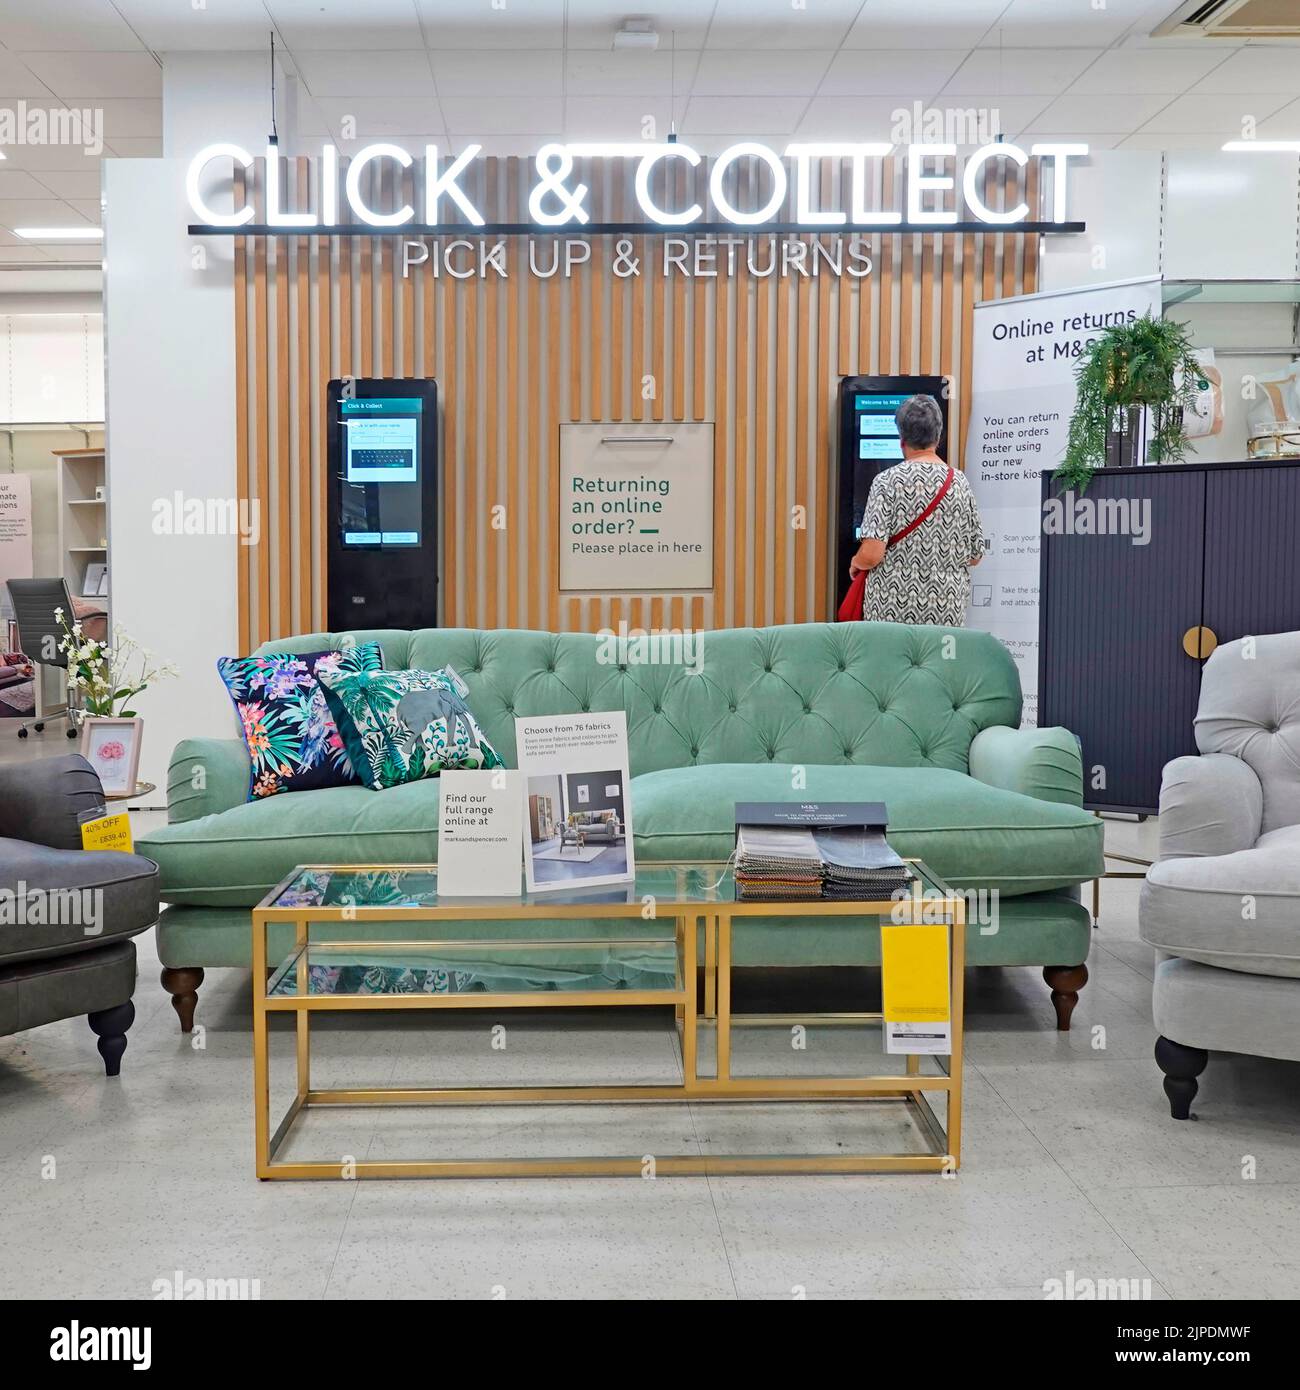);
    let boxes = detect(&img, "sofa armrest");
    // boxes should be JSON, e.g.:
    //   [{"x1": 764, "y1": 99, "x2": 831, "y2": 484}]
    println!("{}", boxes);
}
[
  {"x1": 968, "y1": 725, "x2": 1084, "y2": 807},
  {"x1": 0, "y1": 754, "x2": 106, "y2": 850},
  {"x1": 1157, "y1": 753, "x2": 1262, "y2": 861},
  {"x1": 165, "y1": 738, "x2": 250, "y2": 823}
]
